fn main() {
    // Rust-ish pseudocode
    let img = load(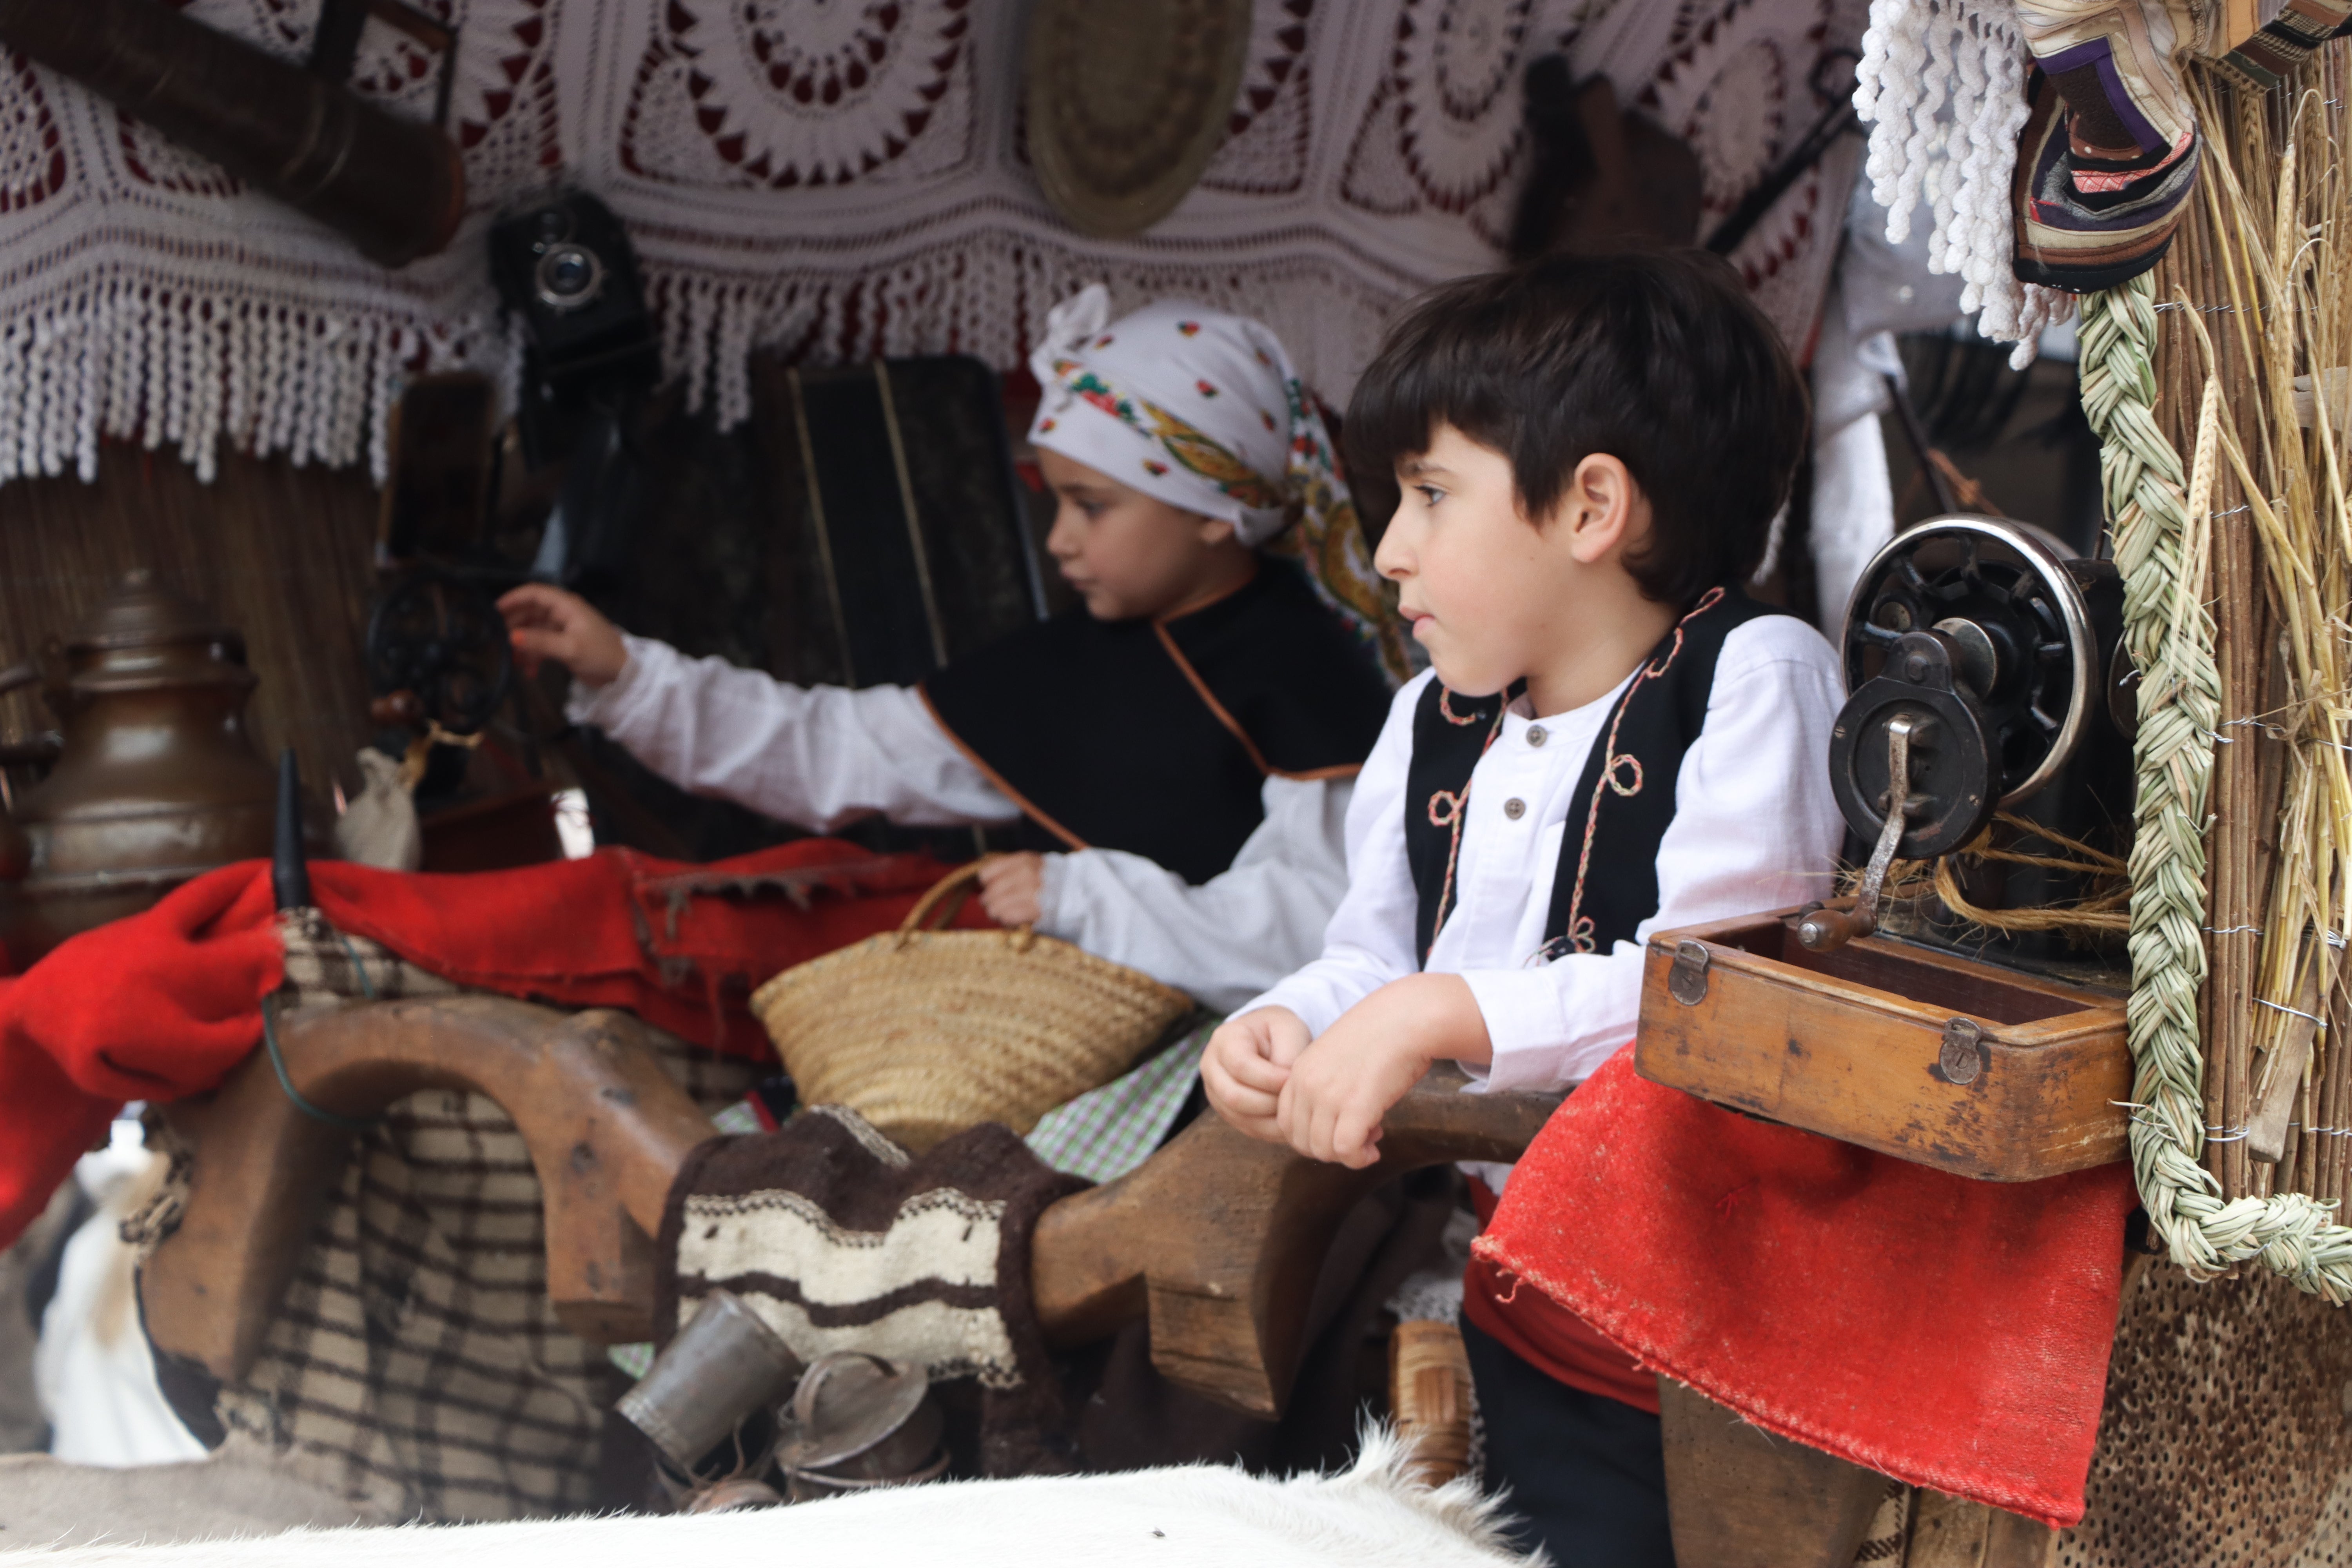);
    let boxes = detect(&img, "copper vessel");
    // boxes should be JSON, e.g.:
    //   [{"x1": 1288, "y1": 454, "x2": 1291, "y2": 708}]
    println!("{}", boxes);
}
[{"x1": 0, "y1": 572, "x2": 279, "y2": 966}]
